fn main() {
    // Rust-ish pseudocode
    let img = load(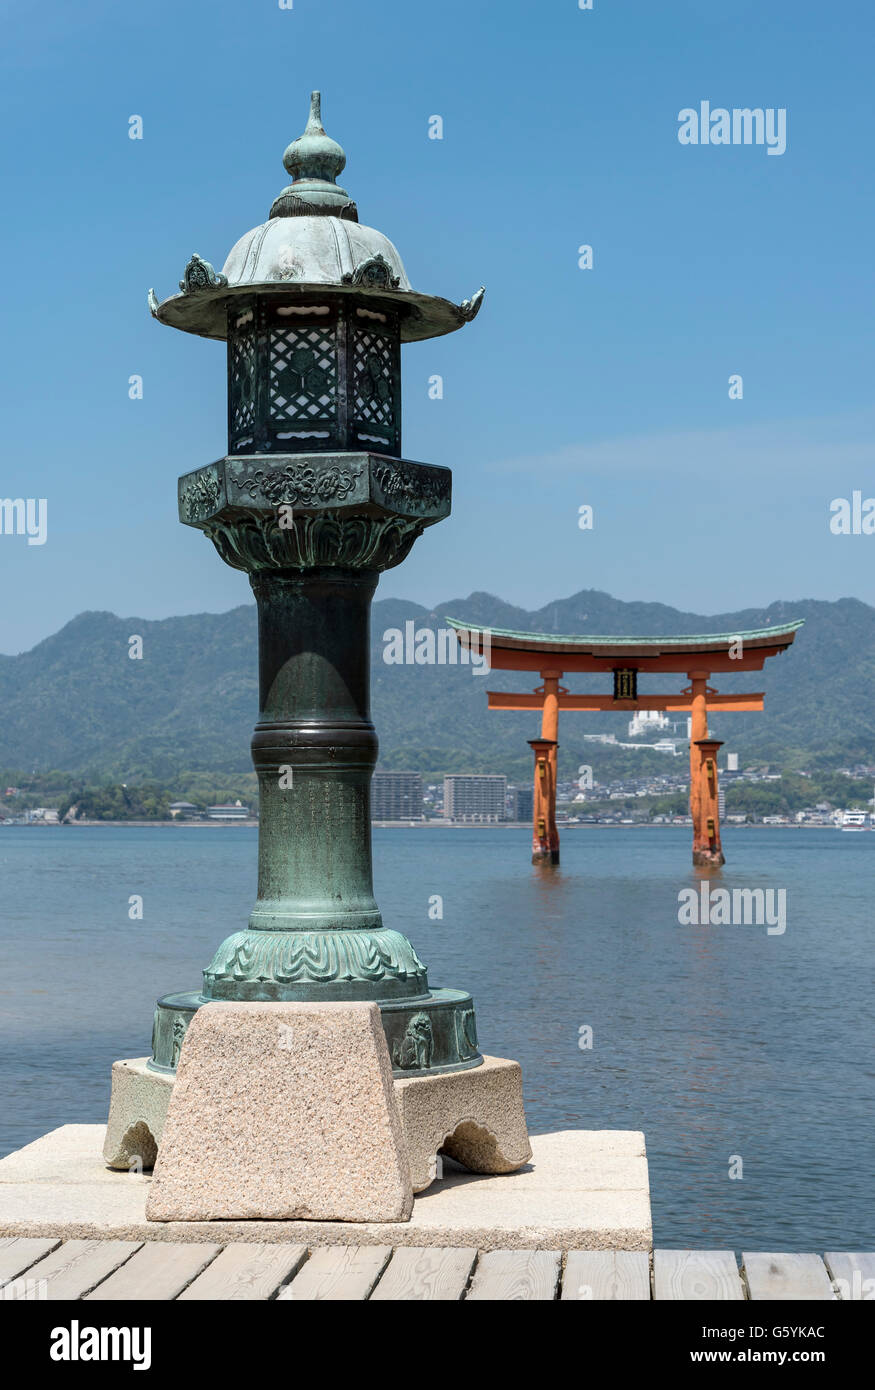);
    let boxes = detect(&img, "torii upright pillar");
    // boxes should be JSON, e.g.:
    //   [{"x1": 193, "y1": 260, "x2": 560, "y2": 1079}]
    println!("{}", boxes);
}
[
  {"x1": 544, "y1": 674, "x2": 561, "y2": 854},
  {"x1": 688, "y1": 672, "x2": 725, "y2": 868}
]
